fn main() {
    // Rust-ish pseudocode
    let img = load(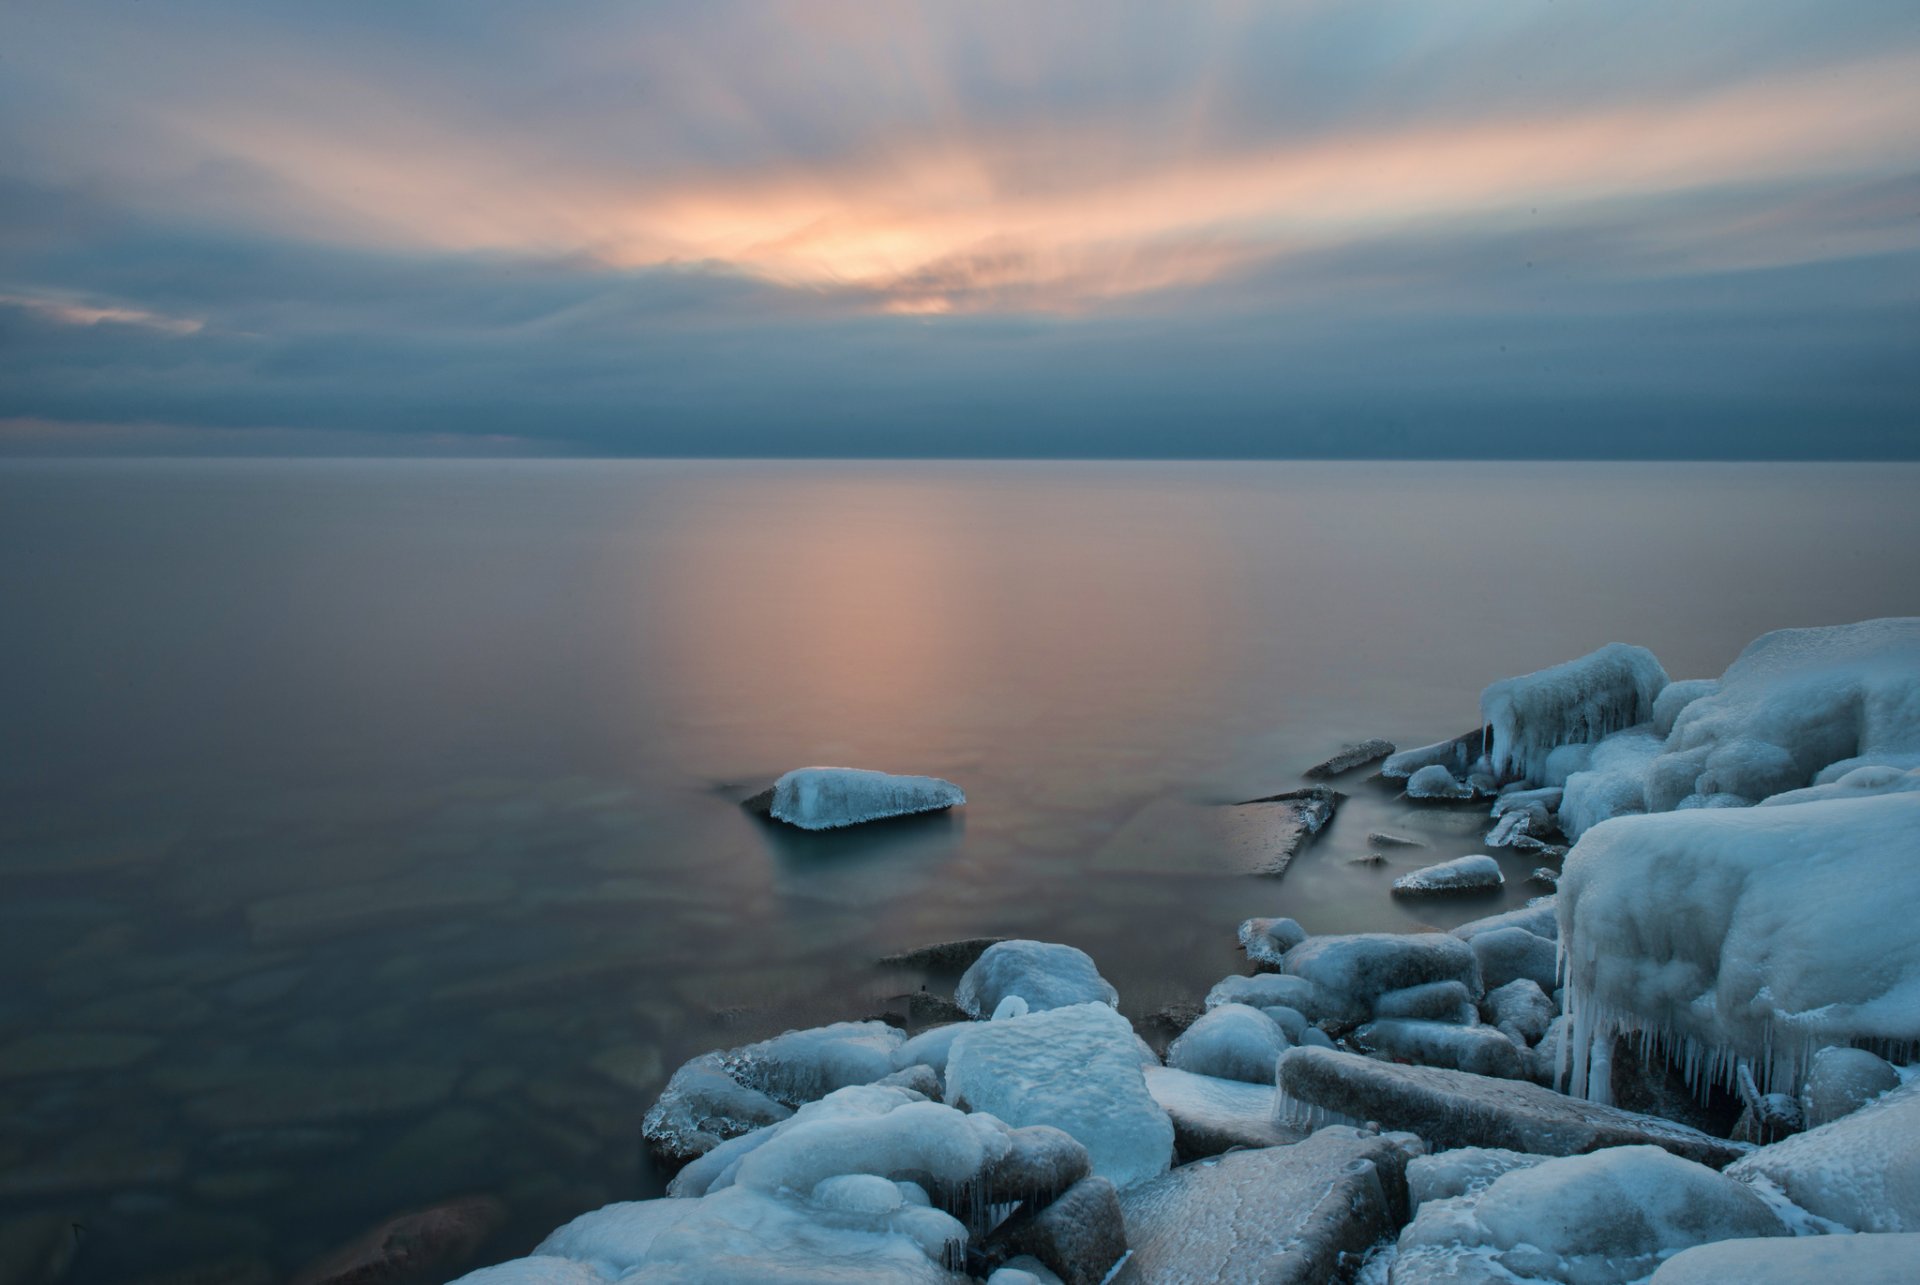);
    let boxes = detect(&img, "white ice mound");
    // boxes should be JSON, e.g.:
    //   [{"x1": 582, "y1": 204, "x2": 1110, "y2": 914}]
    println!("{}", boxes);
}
[
  {"x1": 1393, "y1": 1145, "x2": 1785, "y2": 1285},
  {"x1": 945, "y1": 1002, "x2": 1173, "y2": 1189},
  {"x1": 1481, "y1": 642, "x2": 1669, "y2": 786},
  {"x1": 1559, "y1": 792, "x2": 1920, "y2": 1099},
  {"x1": 1166, "y1": 1003, "x2": 1289, "y2": 1084},
  {"x1": 1558, "y1": 726, "x2": 1665, "y2": 840},
  {"x1": 767, "y1": 767, "x2": 964, "y2": 830},
  {"x1": 1650, "y1": 1232, "x2": 1920, "y2": 1284},
  {"x1": 1726, "y1": 1077, "x2": 1920, "y2": 1233},
  {"x1": 1392, "y1": 853, "x2": 1504, "y2": 895},
  {"x1": 955, "y1": 940, "x2": 1119, "y2": 1018}
]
